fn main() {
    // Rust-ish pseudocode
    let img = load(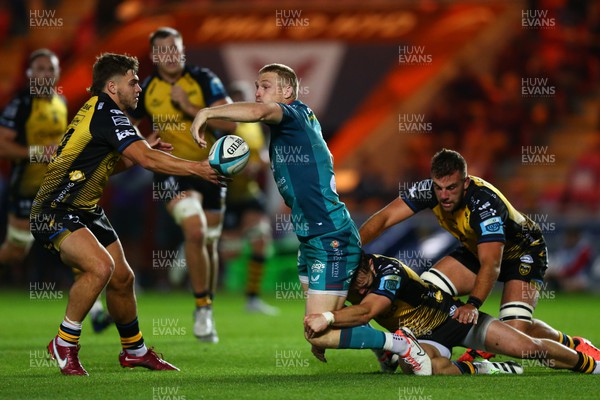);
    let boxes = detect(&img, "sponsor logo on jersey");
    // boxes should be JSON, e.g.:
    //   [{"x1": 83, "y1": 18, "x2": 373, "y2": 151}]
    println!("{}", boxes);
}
[
  {"x1": 480, "y1": 216, "x2": 503, "y2": 235},
  {"x1": 110, "y1": 109, "x2": 124, "y2": 115},
  {"x1": 520, "y1": 254, "x2": 534, "y2": 264},
  {"x1": 115, "y1": 128, "x2": 137, "y2": 141},
  {"x1": 479, "y1": 208, "x2": 497, "y2": 219},
  {"x1": 379, "y1": 275, "x2": 401, "y2": 293},
  {"x1": 478, "y1": 201, "x2": 490, "y2": 210},
  {"x1": 68, "y1": 170, "x2": 85, "y2": 182},
  {"x1": 311, "y1": 260, "x2": 325, "y2": 274},
  {"x1": 111, "y1": 116, "x2": 130, "y2": 126}
]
